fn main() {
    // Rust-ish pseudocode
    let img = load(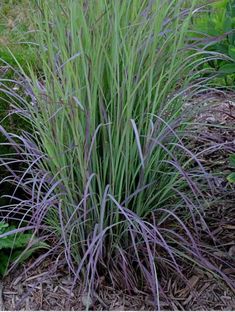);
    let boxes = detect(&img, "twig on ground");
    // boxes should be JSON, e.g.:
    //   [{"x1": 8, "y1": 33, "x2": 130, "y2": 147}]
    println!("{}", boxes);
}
[{"x1": 0, "y1": 280, "x2": 5, "y2": 311}]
